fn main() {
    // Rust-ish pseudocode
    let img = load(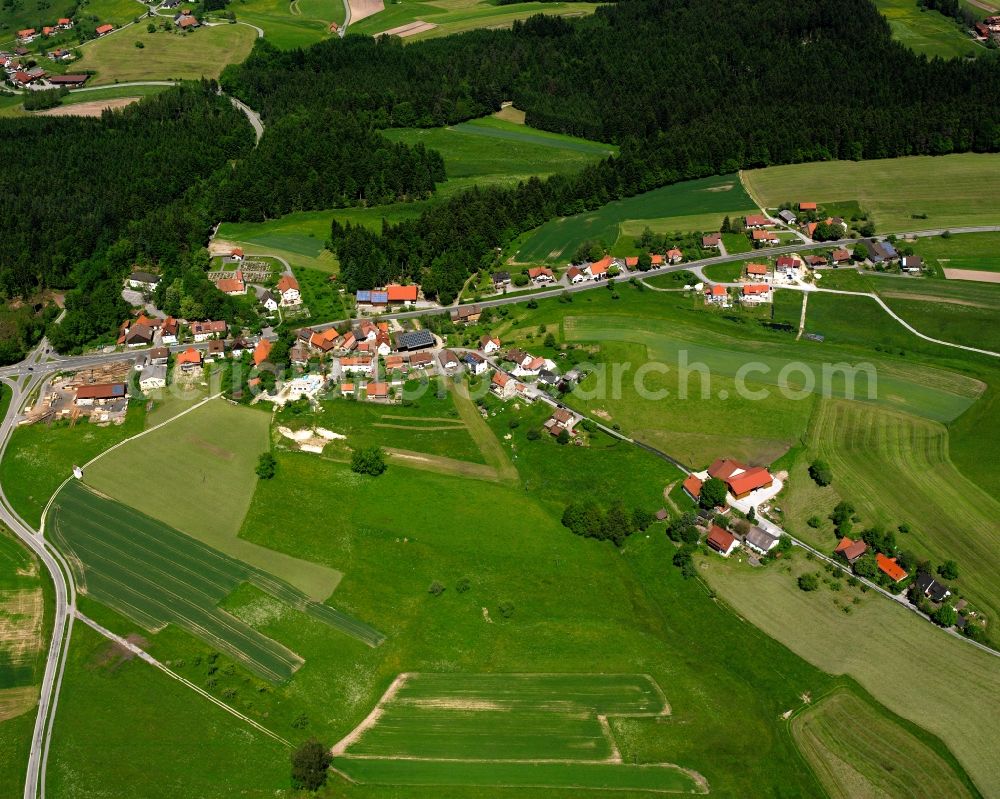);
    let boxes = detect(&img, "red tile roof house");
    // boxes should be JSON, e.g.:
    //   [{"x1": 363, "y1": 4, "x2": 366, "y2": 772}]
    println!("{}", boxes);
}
[
  {"x1": 649, "y1": 253, "x2": 664, "y2": 267},
  {"x1": 744, "y1": 214, "x2": 773, "y2": 229},
  {"x1": 176, "y1": 348, "x2": 203, "y2": 370},
  {"x1": 682, "y1": 474, "x2": 702, "y2": 502},
  {"x1": 831, "y1": 249, "x2": 852, "y2": 265},
  {"x1": 480, "y1": 335, "x2": 501, "y2": 354},
  {"x1": 277, "y1": 274, "x2": 301, "y2": 306},
  {"x1": 625, "y1": 256, "x2": 639, "y2": 268},
  {"x1": 877, "y1": 553, "x2": 909, "y2": 584},
  {"x1": 567, "y1": 266, "x2": 587, "y2": 284},
  {"x1": 704, "y1": 284, "x2": 729, "y2": 306},
  {"x1": 666, "y1": 248, "x2": 683, "y2": 265},
  {"x1": 586, "y1": 255, "x2": 613, "y2": 280},
  {"x1": 708, "y1": 458, "x2": 773, "y2": 500},
  {"x1": 798, "y1": 202, "x2": 817, "y2": 211},
  {"x1": 215, "y1": 274, "x2": 245, "y2": 295},
  {"x1": 366, "y1": 381, "x2": 389, "y2": 401},
  {"x1": 17, "y1": 29, "x2": 38, "y2": 43},
  {"x1": 740, "y1": 284, "x2": 772, "y2": 305},
  {"x1": 746, "y1": 262, "x2": 769, "y2": 280},
  {"x1": 702, "y1": 233, "x2": 721, "y2": 248},
  {"x1": 252, "y1": 338, "x2": 272, "y2": 367},
  {"x1": 528, "y1": 266, "x2": 555, "y2": 283},
  {"x1": 95, "y1": 23, "x2": 114, "y2": 36},
  {"x1": 707, "y1": 525, "x2": 739, "y2": 557},
  {"x1": 752, "y1": 229, "x2": 780, "y2": 244},
  {"x1": 834, "y1": 536, "x2": 868, "y2": 565},
  {"x1": 190, "y1": 320, "x2": 227, "y2": 342},
  {"x1": 491, "y1": 370, "x2": 516, "y2": 399}
]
